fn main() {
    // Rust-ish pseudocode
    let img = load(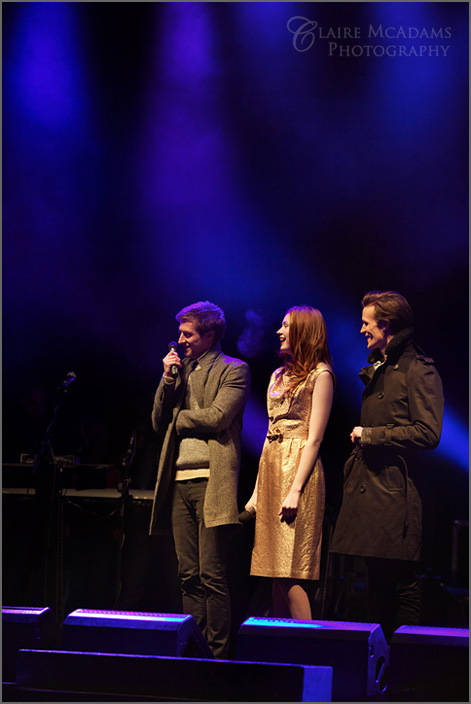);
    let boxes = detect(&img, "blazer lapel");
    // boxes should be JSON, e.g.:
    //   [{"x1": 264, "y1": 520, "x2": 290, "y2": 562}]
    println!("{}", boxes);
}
[
  {"x1": 192, "y1": 348, "x2": 220, "y2": 407},
  {"x1": 191, "y1": 361, "x2": 209, "y2": 407}
]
